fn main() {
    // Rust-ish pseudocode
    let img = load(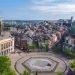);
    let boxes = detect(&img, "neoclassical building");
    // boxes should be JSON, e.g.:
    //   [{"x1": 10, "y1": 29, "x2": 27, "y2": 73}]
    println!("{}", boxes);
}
[
  {"x1": 0, "y1": 18, "x2": 14, "y2": 55},
  {"x1": 0, "y1": 36, "x2": 14, "y2": 55}
]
